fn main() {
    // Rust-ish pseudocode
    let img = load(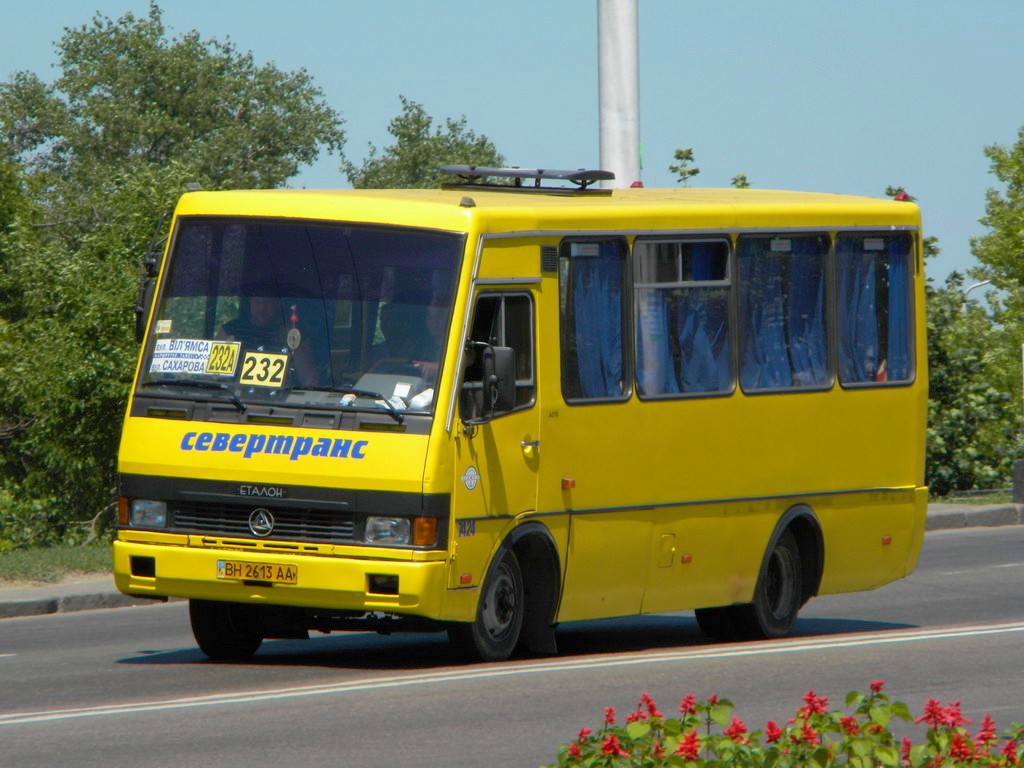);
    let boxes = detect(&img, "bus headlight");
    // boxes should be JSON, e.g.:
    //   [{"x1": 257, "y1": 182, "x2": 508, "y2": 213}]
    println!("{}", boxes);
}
[
  {"x1": 130, "y1": 500, "x2": 168, "y2": 528},
  {"x1": 365, "y1": 516, "x2": 411, "y2": 545}
]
